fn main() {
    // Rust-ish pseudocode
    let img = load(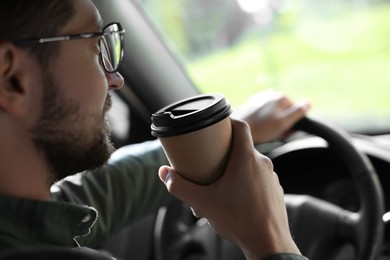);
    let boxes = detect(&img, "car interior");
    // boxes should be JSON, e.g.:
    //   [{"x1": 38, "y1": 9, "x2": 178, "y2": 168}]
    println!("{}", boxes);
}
[{"x1": 91, "y1": 0, "x2": 390, "y2": 259}]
